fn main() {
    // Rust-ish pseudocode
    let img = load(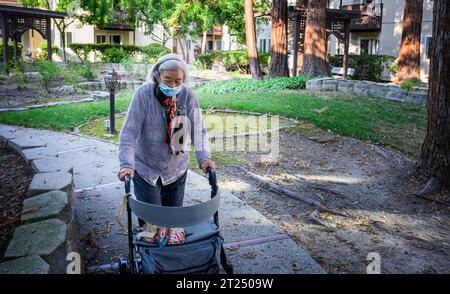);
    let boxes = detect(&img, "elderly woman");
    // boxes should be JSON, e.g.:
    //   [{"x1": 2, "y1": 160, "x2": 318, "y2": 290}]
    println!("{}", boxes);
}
[{"x1": 117, "y1": 54, "x2": 215, "y2": 225}]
